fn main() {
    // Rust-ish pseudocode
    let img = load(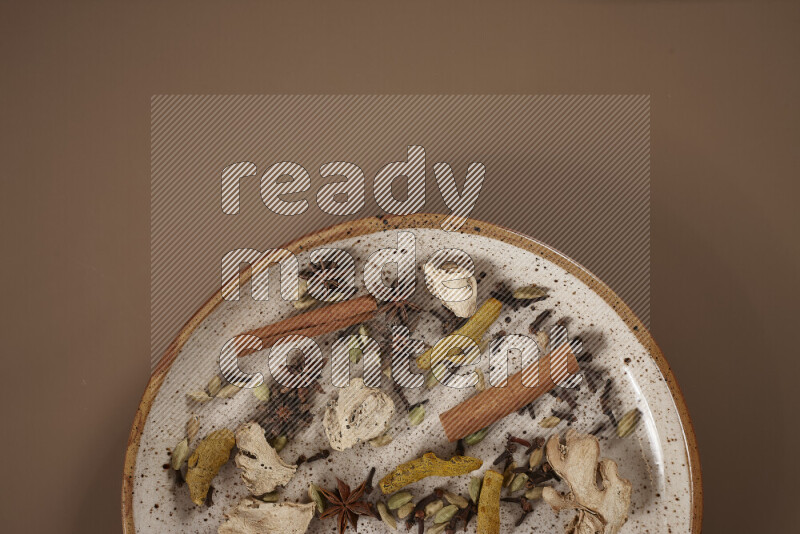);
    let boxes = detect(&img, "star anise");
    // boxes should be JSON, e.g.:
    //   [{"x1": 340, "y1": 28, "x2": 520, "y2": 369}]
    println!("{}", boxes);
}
[
  {"x1": 382, "y1": 299, "x2": 423, "y2": 328},
  {"x1": 317, "y1": 477, "x2": 375, "y2": 534}
]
